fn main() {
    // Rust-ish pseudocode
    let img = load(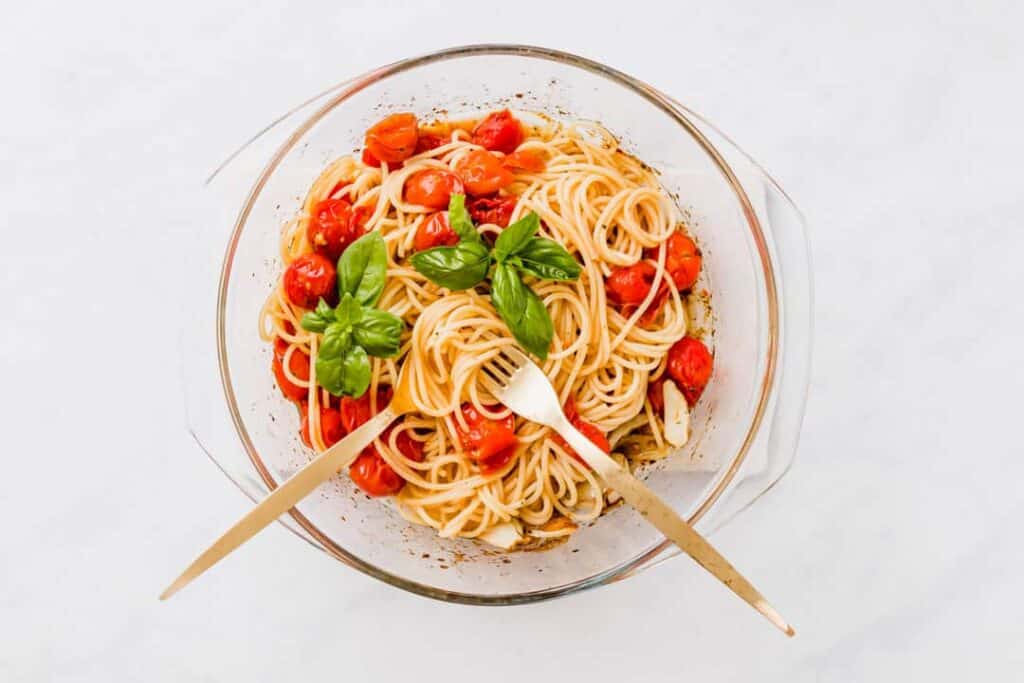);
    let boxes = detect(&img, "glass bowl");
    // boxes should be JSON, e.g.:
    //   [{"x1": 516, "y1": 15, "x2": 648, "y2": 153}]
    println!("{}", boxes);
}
[{"x1": 184, "y1": 45, "x2": 812, "y2": 604}]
